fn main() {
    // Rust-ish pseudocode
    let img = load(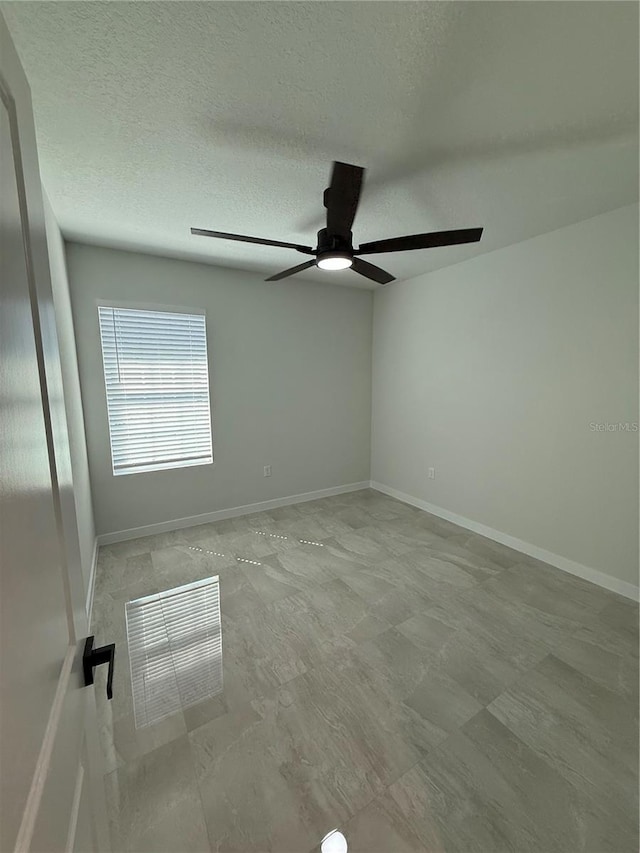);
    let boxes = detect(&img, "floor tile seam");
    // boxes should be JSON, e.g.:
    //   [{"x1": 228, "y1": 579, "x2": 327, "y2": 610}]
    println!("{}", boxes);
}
[
  {"x1": 592, "y1": 590, "x2": 639, "y2": 617},
  {"x1": 536, "y1": 606, "x2": 624, "y2": 668},
  {"x1": 415, "y1": 545, "x2": 511, "y2": 580},
  {"x1": 102, "y1": 761, "x2": 122, "y2": 797},
  {"x1": 512, "y1": 563, "x2": 626, "y2": 616},
  {"x1": 433, "y1": 647, "x2": 548, "y2": 715},
  {"x1": 187, "y1": 620, "x2": 403, "y2": 744},
  {"x1": 153, "y1": 545, "x2": 282, "y2": 571},
  {"x1": 187, "y1": 697, "x2": 270, "y2": 766},
  {"x1": 418, "y1": 621, "x2": 533, "y2": 679},
  {"x1": 185, "y1": 675, "x2": 403, "y2": 814},
  {"x1": 232, "y1": 569, "x2": 555, "y2": 715},
  {"x1": 308, "y1": 763, "x2": 414, "y2": 851},
  {"x1": 241, "y1": 579, "x2": 330, "y2": 611},
  {"x1": 305, "y1": 757, "x2": 395, "y2": 847},
  {"x1": 98, "y1": 511, "x2": 423, "y2": 557},
  {"x1": 397, "y1": 701, "x2": 572, "y2": 832},
  {"x1": 484, "y1": 650, "x2": 564, "y2": 721},
  {"x1": 477, "y1": 700, "x2": 640, "y2": 820},
  {"x1": 255, "y1": 549, "x2": 353, "y2": 573},
  {"x1": 94, "y1": 578, "x2": 154, "y2": 602},
  {"x1": 354, "y1": 559, "x2": 484, "y2": 602},
  {"x1": 102, "y1": 728, "x2": 194, "y2": 792},
  {"x1": 261, "y1": 613, "x2": 369, "y2": 686},
  {"x1": 118, "y1": 740, "x2": 211, "y2": 853},
  {"x1": 97, "y1": 546, "x2": 153, "y2": 564},
  {"x1": 278, "y1": 688, "x2": 431, "y2": 847},
  {"x1": 471, "y1": 565, "x2": 516, "y2": 590},
  {"x1": 322, "y1": 759, "x2": 421, "y2": 853},
  {"x1": 234, "y1": 550, "x2": 402, "y2": 618},
  {"x1": 247, "y1": 524, "x2": 352, "y2": 542},
  {"x1": 347, "y1": 622, "x2": 488, "y2": 715},
  {"x1": 152, "y1": 540, "x2": 247, "y2": 560},
  {"x1": 550, "y1": 618, "x2": 636, "y2": 670},
  {"x1": 393, "y1": 623, "x2": 482, "y2": 695},
  {"x1": 474, "y1": 573, "x2": 609, "y2": 648},
  {"x1": 395, "y1": 547, "x2": 516, "y2": 586},
  {"x1": 151, "y1": 523, "x2": 319, "y2": 550},
  {"x1": 95, "y1": 564, "x2": 156, "y2": 599},
  {"x1": 368, "y1": 716, "x2": 491, "y2": 821},
  {"x1": 537, "y1": 649, "x2": 640, "y2": 713},
  {"x1": 417, "y1": 583, "x2": 487, "y2": 622},
  {"x1": 488, "y1": 659, "x2": 640, "y2": 760},
  {"x1": 183, "y1": 733, "x2": 216, "y2": 852},
  {"x1": 220, "y1": 556, "x2": 345, "y2": 617},
  {"x1": 396, "y1": 645, "x2": 496, "y2": 719},
  {"x1": 560, "y1": 632, "x2": 640, "y2": 672},
  {"x1": 250, "y1": 543, "x2": 371, "y2": 570},
  {"x1": 327, "y1": 547, "x2": 402, "y2": 567},
  {"x1": 100, "y1": 542, "x2": 507, "y2": 625},
  {"x1": 506, "y1": 561, "x2": 632, "y2": 616},
  {"x1": 225, "y1": 570, "x2": 343, "y2": 622},
  {"x1": 99, "y1": 540, "x2": 611, "y2": 699}
]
